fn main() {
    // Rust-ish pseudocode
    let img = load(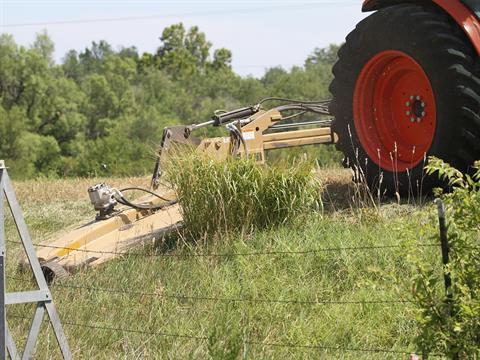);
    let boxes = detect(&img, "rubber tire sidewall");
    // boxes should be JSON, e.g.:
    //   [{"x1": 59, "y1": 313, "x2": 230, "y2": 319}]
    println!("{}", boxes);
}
[{"x1": 330, "y1": 4, "x2": 474, "y2": 194}]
